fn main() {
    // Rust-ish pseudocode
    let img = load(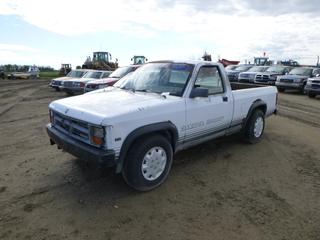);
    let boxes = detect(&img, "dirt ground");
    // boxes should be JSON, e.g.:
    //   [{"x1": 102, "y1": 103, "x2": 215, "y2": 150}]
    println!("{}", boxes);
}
[{"x1": 0, "y1": 79, "x2": 319, "y2": 240}]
